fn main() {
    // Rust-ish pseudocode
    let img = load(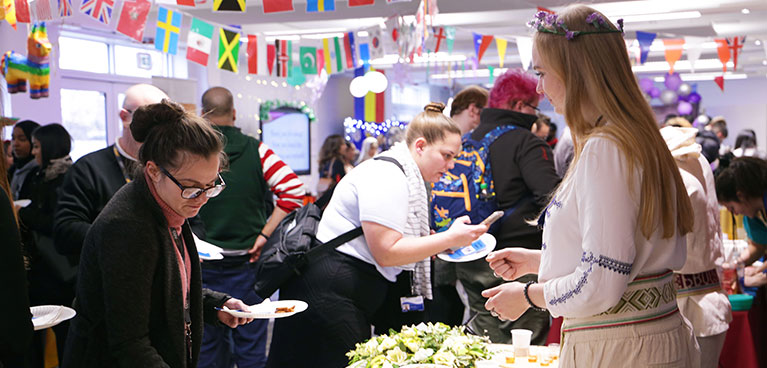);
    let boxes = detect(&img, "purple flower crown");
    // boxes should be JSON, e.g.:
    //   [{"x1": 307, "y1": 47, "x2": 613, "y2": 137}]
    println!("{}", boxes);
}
[{"x1": 527, "y1": 11, "x2": 624, "y2": 40}]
